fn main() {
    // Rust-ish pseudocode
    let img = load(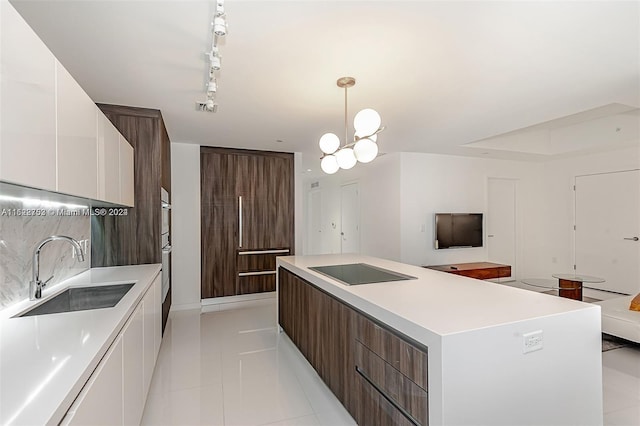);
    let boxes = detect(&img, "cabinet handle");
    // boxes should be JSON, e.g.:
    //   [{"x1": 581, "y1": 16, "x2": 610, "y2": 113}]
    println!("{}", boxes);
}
[
  {"x1": 238, "y1": 196, "x2": 243, "y2": 248},
  {"x1": 238, "y1": 249, "x2": 290, "y2": 255},
  {"x1": 238, "y1": 270, "x2": 277, "y2": 277},
  {"x1": 355, "y1": 366, "x2": 421, "y2": 426}
]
